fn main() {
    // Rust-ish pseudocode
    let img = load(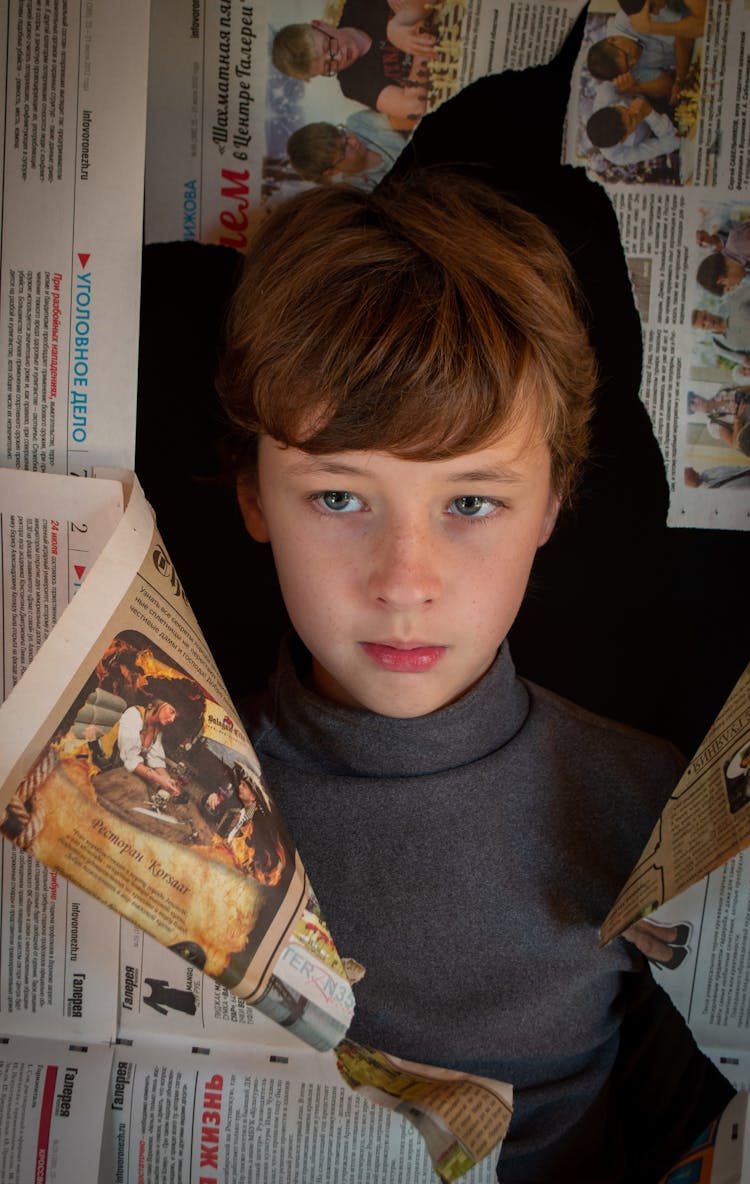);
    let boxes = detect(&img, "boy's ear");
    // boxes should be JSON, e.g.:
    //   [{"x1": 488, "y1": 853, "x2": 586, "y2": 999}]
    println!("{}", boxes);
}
[
  {"x1": 538, "y1": 494, "x2": 560, "y2": 547},
  {"x1": 236, "y1": 477, "x2": 270, "y2": 543}
]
